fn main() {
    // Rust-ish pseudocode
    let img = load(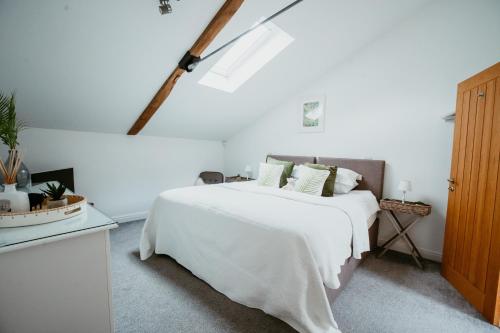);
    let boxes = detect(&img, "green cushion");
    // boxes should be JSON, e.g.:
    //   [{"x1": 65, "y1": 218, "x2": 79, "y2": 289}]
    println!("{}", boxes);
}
[
  {"x1": 266, "y1": 157, "x2": 294, "y2": 188},
  {"x1": 305, "y1": 163, "x2": 338, "y2": 197}
]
